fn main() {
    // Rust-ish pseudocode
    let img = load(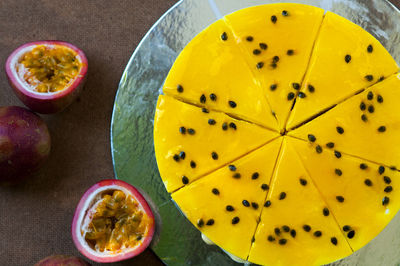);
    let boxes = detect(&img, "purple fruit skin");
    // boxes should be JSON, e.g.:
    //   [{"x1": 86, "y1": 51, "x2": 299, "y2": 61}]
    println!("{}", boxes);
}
[
  {"x1": 0, "y1": 106, "x2": 51, "y2": 182},
  {"x1": 35, "y1": 255, "x2": 91, "y2": 266}
]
